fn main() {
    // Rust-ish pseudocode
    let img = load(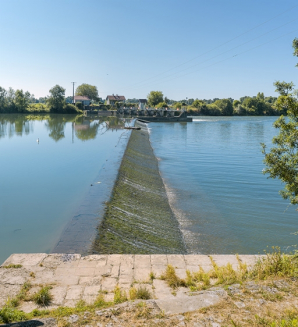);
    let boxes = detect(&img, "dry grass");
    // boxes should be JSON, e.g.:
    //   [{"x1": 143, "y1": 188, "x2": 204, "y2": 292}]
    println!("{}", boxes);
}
[
  {"x1": 160, "y1": 265, "x2": 187, "y2": 289},
  {"x1": 114, "y1": 286, "x2": 128, "y2": 304},
  {"x1": 129, "y1": 286, "x2": 152, "y2": 300}
]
